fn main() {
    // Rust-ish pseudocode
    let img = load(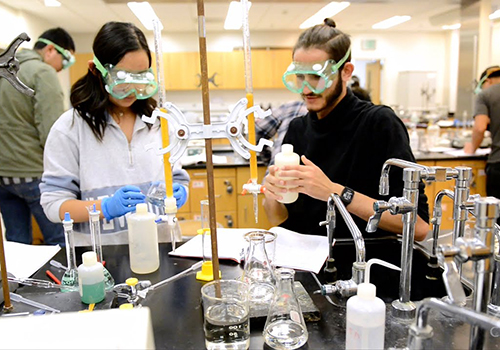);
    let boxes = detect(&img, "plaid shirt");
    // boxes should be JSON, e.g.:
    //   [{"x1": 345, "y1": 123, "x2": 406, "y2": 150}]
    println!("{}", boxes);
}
[{"x1": 255, "y1": 100, "x2": 308, "y2": 165}]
